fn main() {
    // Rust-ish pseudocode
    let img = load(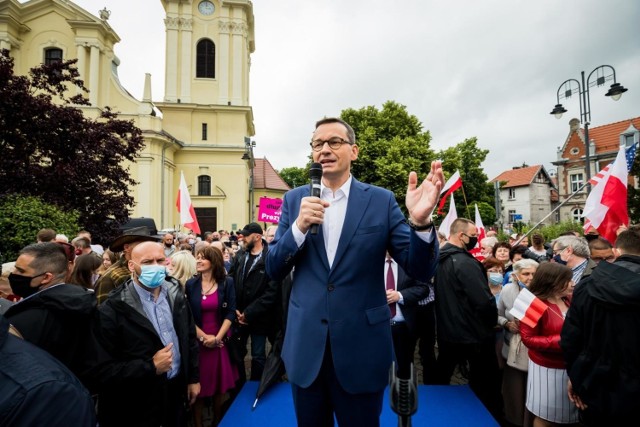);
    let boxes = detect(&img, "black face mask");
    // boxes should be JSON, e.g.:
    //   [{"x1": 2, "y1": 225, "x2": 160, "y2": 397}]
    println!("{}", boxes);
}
[
  {"x1": 464, "y1": 235, "x2": 478, "y2": 251},
  {"x1": 553, "y1": 254, "x2": 567, "y2": 265},
  {"x1": 8, "y1": 272, "x2": 46, "y2": 298}
]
